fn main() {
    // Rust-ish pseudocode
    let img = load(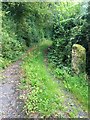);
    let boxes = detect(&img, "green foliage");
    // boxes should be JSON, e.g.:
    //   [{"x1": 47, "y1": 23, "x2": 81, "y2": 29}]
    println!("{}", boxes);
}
[
  {"x1": 1, "y1": 2, "x2": 54, "y2": 70},
  {"x1": 54, "y1": 67, "x2": 88, "y2": 110},
  {"x1": 2, "y1": 1, "x2": 90, "y2": 71},
  {"x1": 2, "y1": 2, "x2": 53, "y2": 46},
  {"x1": 20, "y1": 41, "x2": 63, "y2": 117},
  {"x1": 2, "y1": 29, "x2": 25, "y2": 60},
  {"x1": 48, "y1": 3, "x2": 81, "y2": 68},
  {"x1": 48, "y1": 2, "x2": 90, "y2": 73},
  {"x1": 2, "y1": 2, "x2": 52, "y2": 68},
  {"x1": 1, "y1": 9, "x2": 26, "y2": 68},
  {"x1": 48, "y1": 38, "x2": 72, "y2": 67}
]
